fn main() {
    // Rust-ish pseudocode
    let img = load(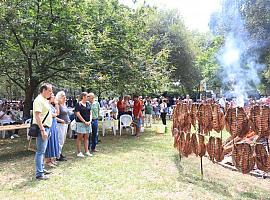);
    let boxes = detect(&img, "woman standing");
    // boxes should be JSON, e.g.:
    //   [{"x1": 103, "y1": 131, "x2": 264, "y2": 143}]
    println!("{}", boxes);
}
[
  {"x1": 45, "y1": 93, "x2": 60, "y2": 167},
  {"x1": 56, "y1": 91, "x2": 70, "y2": 161},
  {"x1": 160, "y1": 99, "x2": 167, "y2": 125},
  {"x1": 75, "y1": 92, "x2": 92, "y2": 157}
]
